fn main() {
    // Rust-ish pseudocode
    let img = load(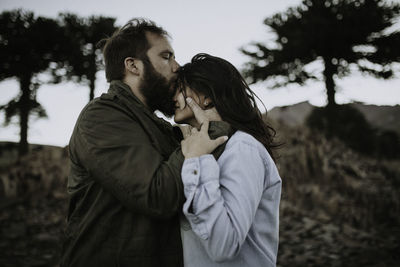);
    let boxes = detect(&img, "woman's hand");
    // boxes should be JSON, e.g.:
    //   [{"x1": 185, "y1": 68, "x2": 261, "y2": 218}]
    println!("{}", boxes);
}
[
  {"x1": 177, "y1": 124, "x2": 192, "y2": 139},
  {"x1": 181, "y1": 120, "x2": 228, "y2": 159},
  {"x1": 186, "y1": 97, "x2": 222, "y2": 124}
]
